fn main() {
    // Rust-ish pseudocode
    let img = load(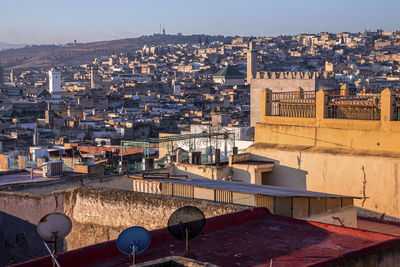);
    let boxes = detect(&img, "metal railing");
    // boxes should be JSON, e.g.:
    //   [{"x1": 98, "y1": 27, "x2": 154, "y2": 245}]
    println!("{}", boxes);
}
[
  {"x1": 327, "y1": 94, "x2": 381, "y2": 120},
  {"x1": 271, "y1": 91, "x2": 316, "y2": 118}
]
